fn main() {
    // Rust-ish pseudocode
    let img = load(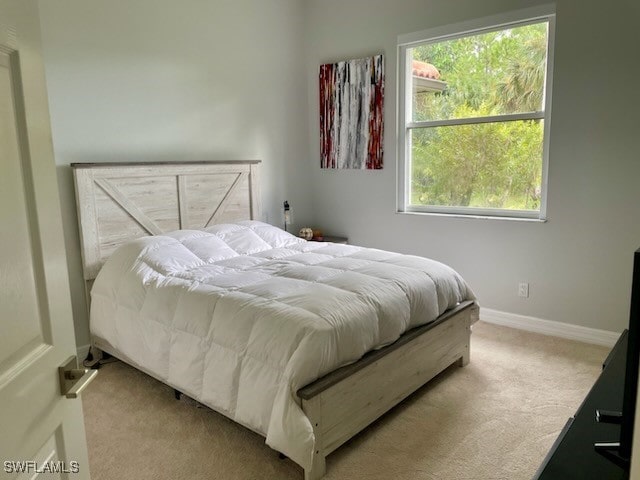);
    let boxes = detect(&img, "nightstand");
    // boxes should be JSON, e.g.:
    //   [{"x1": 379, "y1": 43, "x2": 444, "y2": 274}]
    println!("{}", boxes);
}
[{"x1": 310, "y1": 235, "x2": 348, "y2": 244}]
